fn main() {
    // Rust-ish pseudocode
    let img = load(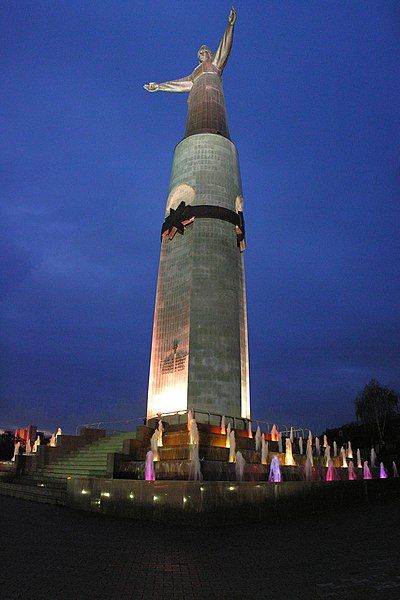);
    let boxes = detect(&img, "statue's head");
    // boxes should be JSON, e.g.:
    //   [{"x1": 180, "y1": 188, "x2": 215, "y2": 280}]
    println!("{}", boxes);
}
[{"x1": 197, "y1": 45, "x2": 212, "y2": 63}]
